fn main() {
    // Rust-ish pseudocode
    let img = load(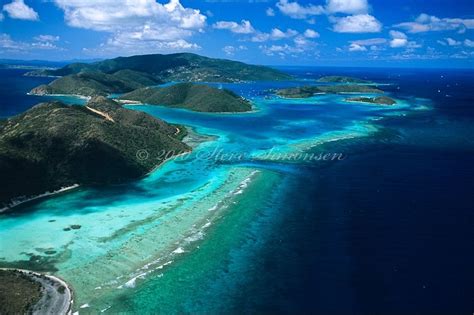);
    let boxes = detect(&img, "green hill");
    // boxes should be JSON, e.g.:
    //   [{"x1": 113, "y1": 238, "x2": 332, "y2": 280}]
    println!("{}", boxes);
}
[
  {"x1": 120, "y1": 83, "x2": 252, "y2": 113},
  {"x1": 0, "y1": 96, "x2": 190, "y2": 209},
  {"x1": 27, "y1": 53, "x2": 291, "y2": 97},
  {"x1": 30, "y1": 70, "x2": 162, "y2": 97}
]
